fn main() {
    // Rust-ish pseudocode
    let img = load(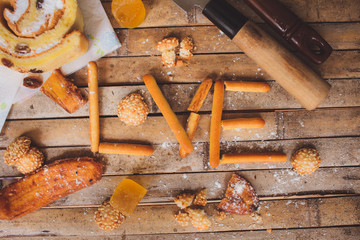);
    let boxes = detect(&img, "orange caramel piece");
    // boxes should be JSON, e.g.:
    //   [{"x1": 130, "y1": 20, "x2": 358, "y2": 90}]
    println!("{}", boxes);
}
[{"x1": 109, "y1": 179, "x2": 147, "y2": 217}]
